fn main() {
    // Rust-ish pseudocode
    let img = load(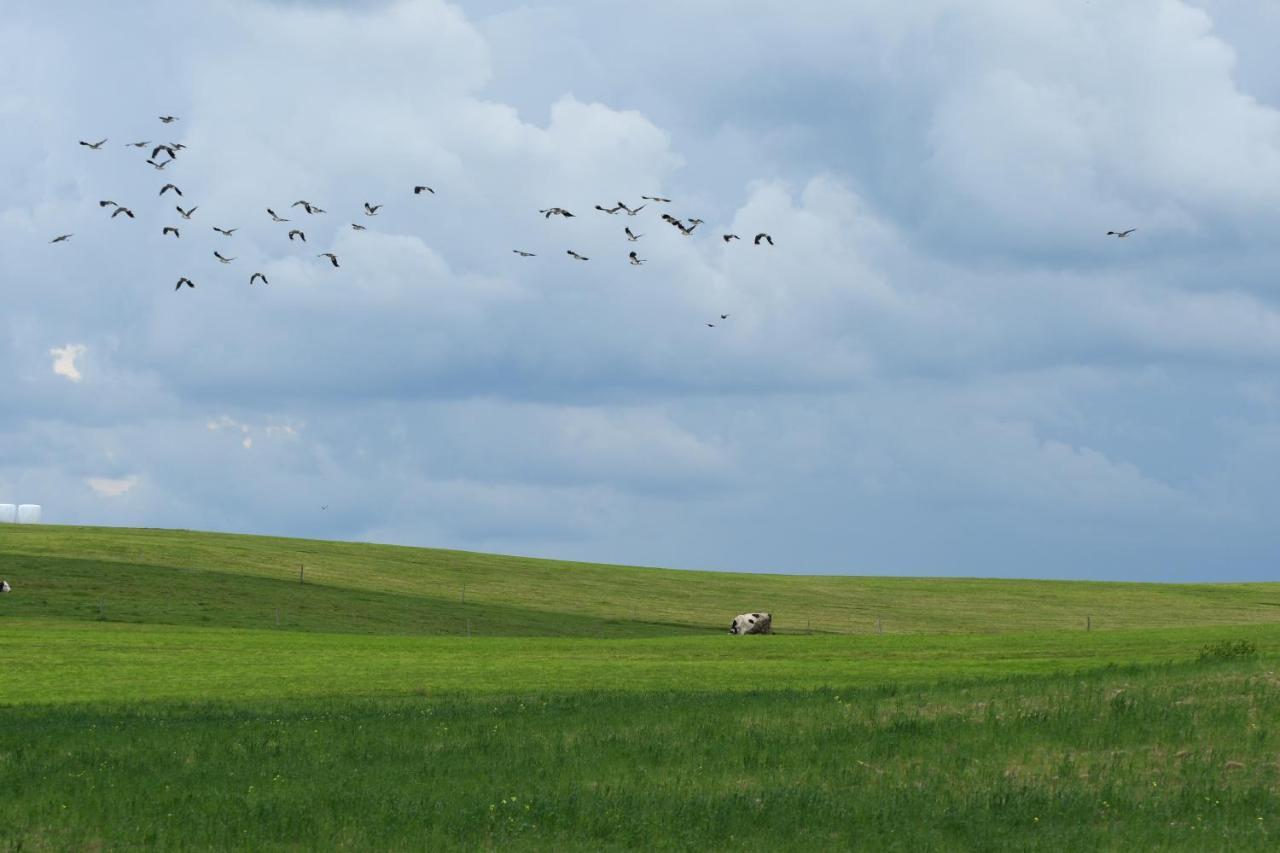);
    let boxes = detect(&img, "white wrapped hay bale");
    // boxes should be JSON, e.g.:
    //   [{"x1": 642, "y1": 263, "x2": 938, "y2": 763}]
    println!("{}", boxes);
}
[
  {"x1": 16, "y1": 504, "x2": 42, "y2": 524},
  {"x1": 0, "y1": 504, "x2": 16, "y2": 524},
  {"x1": 728, "y1": 612, "x2": 773, "y2": 635}
]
